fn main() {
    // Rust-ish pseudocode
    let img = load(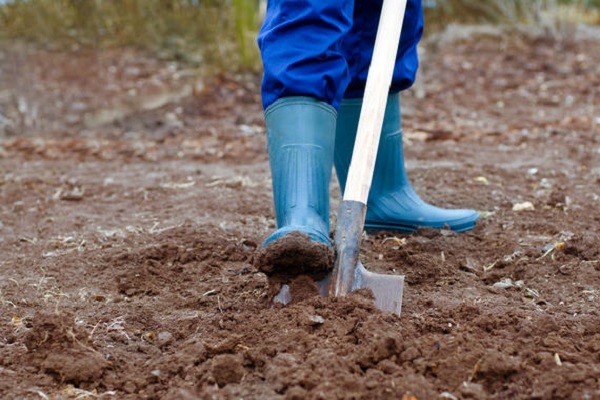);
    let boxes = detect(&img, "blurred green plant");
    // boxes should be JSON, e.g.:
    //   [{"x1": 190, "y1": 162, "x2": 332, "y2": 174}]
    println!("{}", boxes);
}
[
  {"x1": 232, "y1": 0, "x2": 261, "y2": 68},
  {"x1": 0, "y1": 0, "x2": 262, "y2": 70},
  {"x1": 425, "y1": 0, "x2": 600, "y2": 33}
]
